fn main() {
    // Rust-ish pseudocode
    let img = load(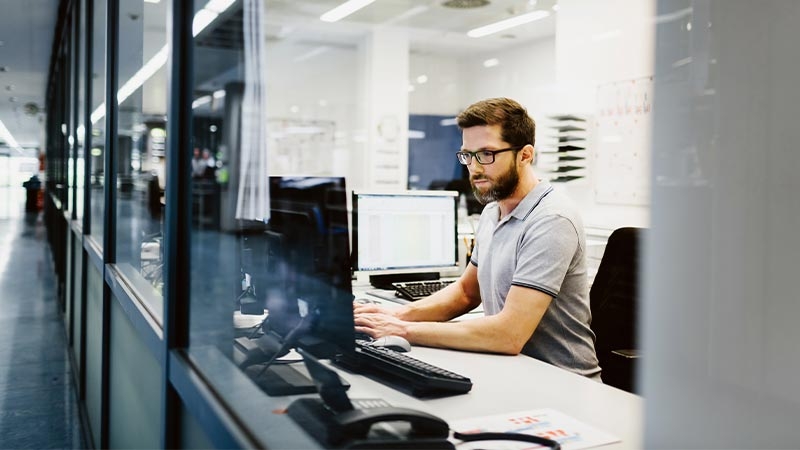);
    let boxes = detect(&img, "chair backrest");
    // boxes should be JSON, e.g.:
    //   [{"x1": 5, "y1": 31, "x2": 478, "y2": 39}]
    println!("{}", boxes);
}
[{"x1": 590, "y1": 227, "x2": 644, "y2": 356}]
